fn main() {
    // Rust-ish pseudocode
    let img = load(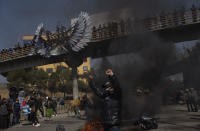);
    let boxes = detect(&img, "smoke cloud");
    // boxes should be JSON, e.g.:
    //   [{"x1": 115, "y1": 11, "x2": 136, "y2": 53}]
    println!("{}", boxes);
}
[{"x1": 89, "y1": 0, "x2": 193, "y2": 123}]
